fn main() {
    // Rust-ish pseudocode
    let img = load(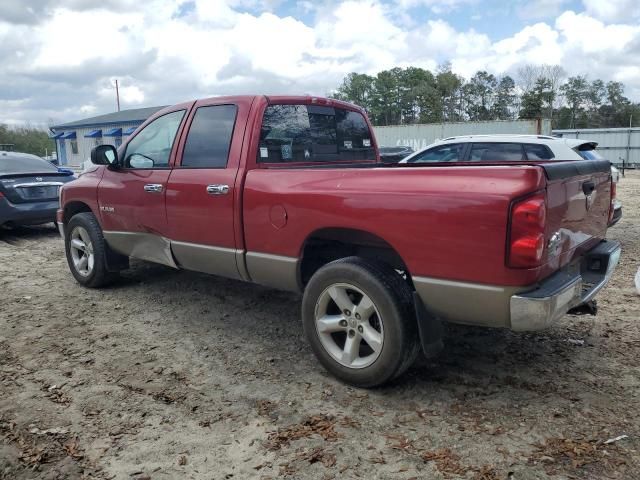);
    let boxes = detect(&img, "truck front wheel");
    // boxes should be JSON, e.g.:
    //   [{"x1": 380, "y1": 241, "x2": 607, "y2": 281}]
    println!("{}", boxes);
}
[
  {"x1": 64, "y1": 212, "x2": 118, "y2": 288},
  {"x1": 302, "y1": 257, "x2": 419, "y2": 387}
]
